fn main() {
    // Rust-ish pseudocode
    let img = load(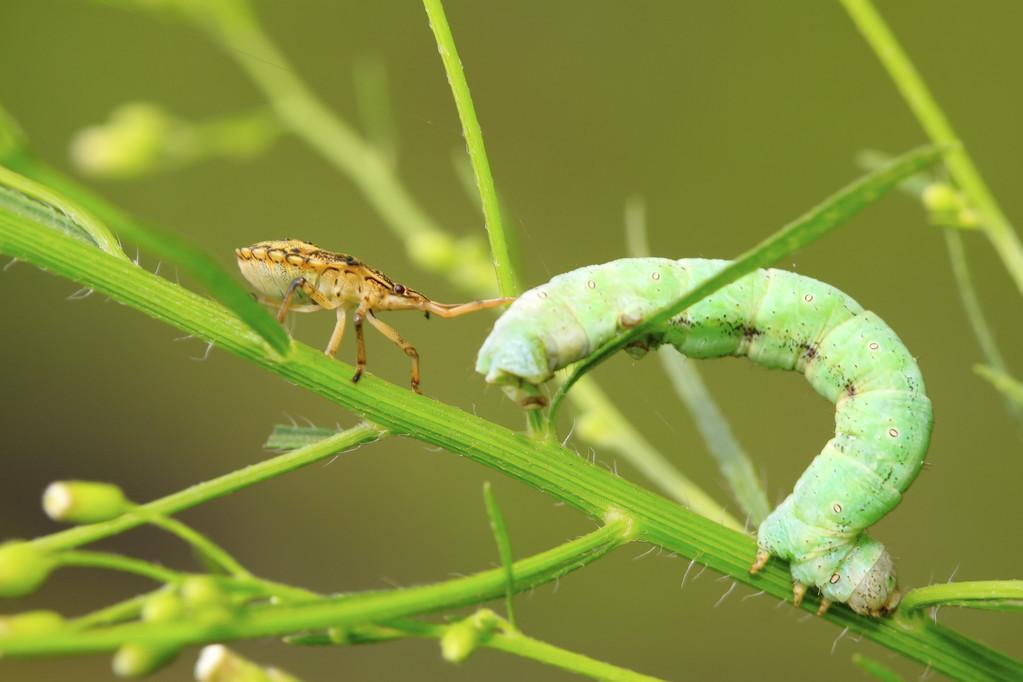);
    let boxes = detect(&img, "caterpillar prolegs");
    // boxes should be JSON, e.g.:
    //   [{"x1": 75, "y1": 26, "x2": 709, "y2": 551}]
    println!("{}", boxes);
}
[{"x1": 475, "y1": 258, "x2": 933, "y2": 616}]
